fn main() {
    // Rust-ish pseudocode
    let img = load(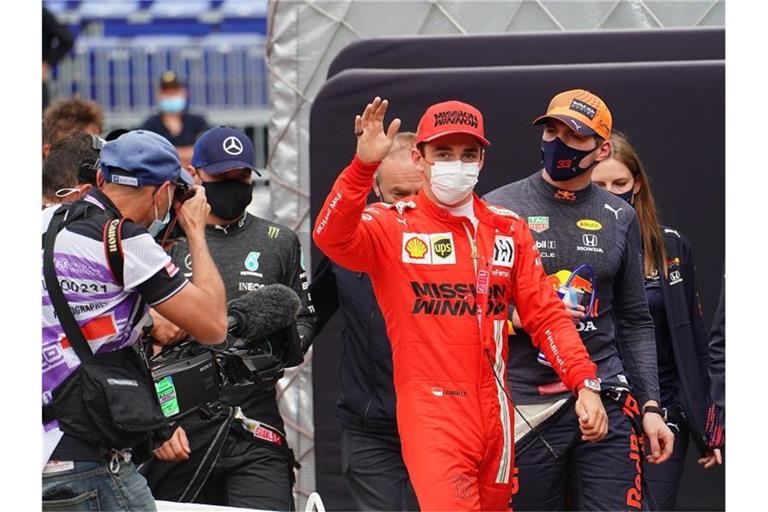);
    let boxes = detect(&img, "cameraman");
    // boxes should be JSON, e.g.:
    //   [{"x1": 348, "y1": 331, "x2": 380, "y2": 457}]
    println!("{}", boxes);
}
[
  {"x1": 141, "y1": 126, "x2": 316, "y2": 510},
  {"x1": 42, "y1": 130, "x2": 227, "y2": 511},
  {"x1": 42, "y1": 131, "x2": 102, "y2": 206}
]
